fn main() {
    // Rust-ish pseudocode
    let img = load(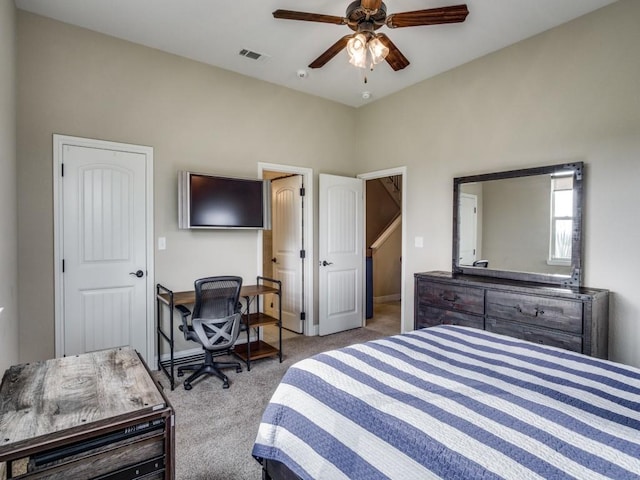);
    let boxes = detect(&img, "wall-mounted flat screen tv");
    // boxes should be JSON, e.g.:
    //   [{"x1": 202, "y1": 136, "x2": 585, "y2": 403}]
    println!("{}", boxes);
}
[{"x1": 178, "y1": 171, "x2": 271, "y2": 229}]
